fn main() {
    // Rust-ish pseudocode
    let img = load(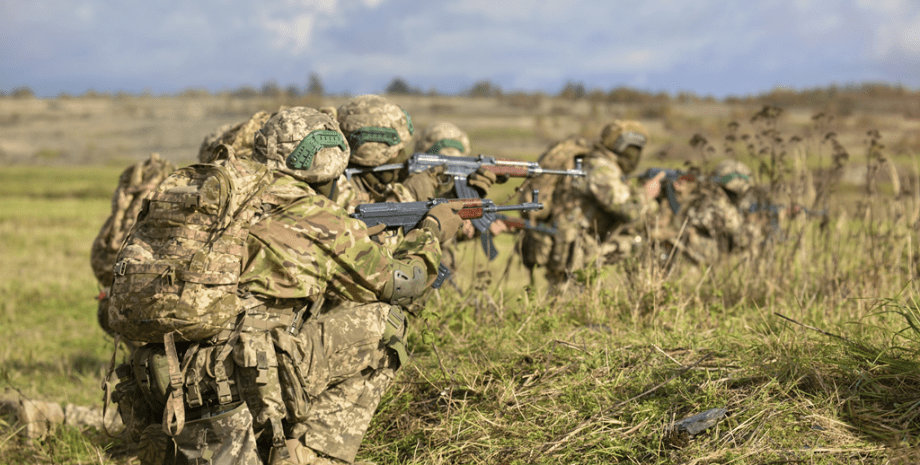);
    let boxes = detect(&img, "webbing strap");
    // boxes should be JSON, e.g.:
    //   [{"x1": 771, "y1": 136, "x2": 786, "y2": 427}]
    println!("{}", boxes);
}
[
  {"x1": 162, "y1": 332, "x2": 186, "y2": 437},
  {"x1": 100, "y1": 333, "x2": 122, "y2": 438}
]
